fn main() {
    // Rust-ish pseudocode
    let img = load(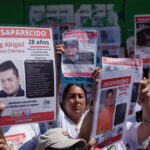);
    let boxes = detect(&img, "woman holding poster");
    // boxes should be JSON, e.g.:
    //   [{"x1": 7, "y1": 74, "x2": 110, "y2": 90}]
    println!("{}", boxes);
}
[
  {"x1": 51, "y1": 44, "x2": 101, "y2": 138},
  {"x1": 0, "y1": 44, "x2": 150, "y2": 150}
]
